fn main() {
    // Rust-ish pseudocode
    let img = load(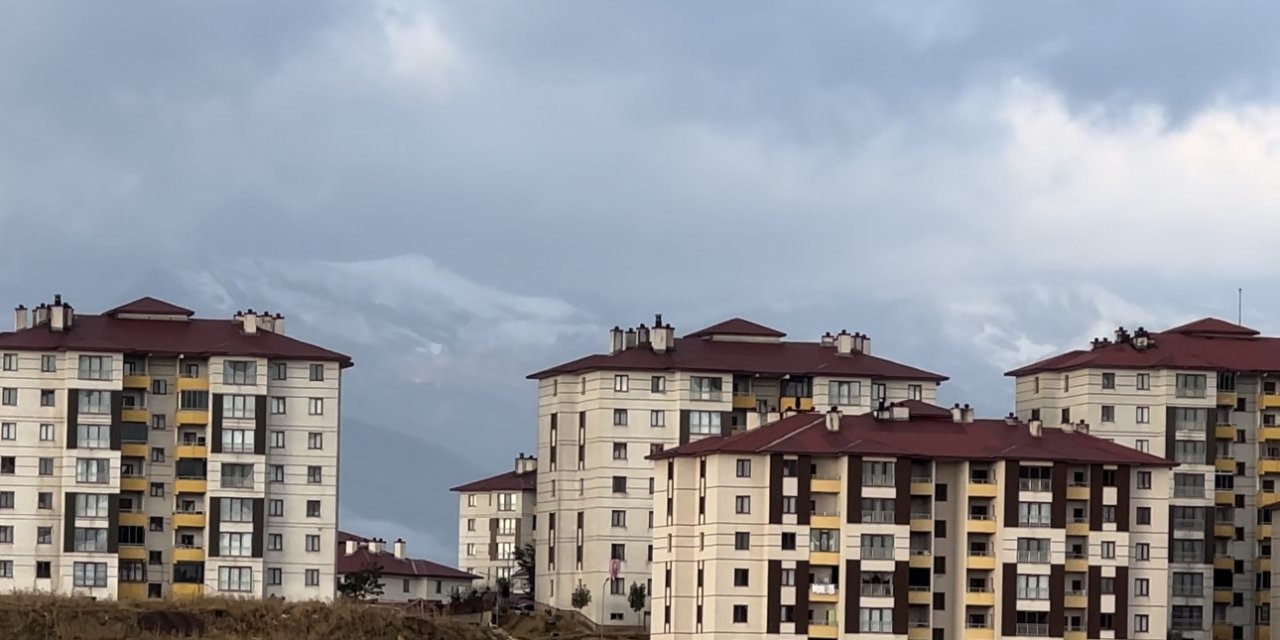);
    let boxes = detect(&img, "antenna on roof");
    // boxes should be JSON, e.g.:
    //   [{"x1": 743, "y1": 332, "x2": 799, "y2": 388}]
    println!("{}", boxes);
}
[{"x1": 1239, "y1": 287, "x2": 1244, "y2": 325}]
